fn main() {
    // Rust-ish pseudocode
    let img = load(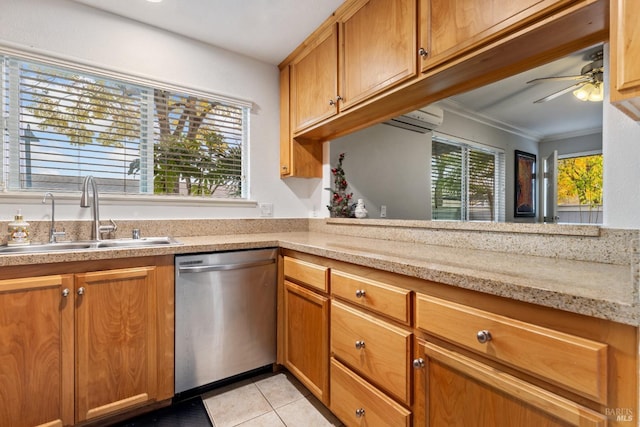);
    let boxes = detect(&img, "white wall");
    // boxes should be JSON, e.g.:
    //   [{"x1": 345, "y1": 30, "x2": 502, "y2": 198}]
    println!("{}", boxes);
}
[
  {"x1": 602, "y1": 46, "x2": 640, "y2": 229},
  {"x1": 330, "y1": 125, "x2": 431, "y2": 219},
  {"x1": 539, "y1": 132, "x2": 602, "y2": 159},
  {"x1": 0, "y1": 0, "x2": 315, "y2": 221}
]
